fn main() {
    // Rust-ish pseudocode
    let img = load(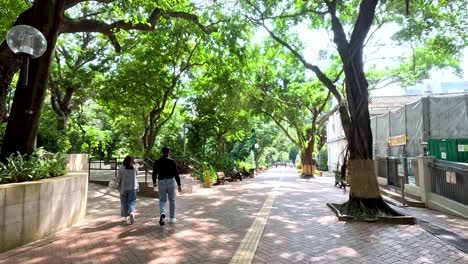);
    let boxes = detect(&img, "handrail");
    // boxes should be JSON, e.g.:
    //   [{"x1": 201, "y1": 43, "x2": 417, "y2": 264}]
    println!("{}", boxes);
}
[
  {"x1": 142, "y1": 157, "x2": 155, "y2": 183},
  {"x1": 187, "y1": 157, "x2": 202, "y2": 166}
]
